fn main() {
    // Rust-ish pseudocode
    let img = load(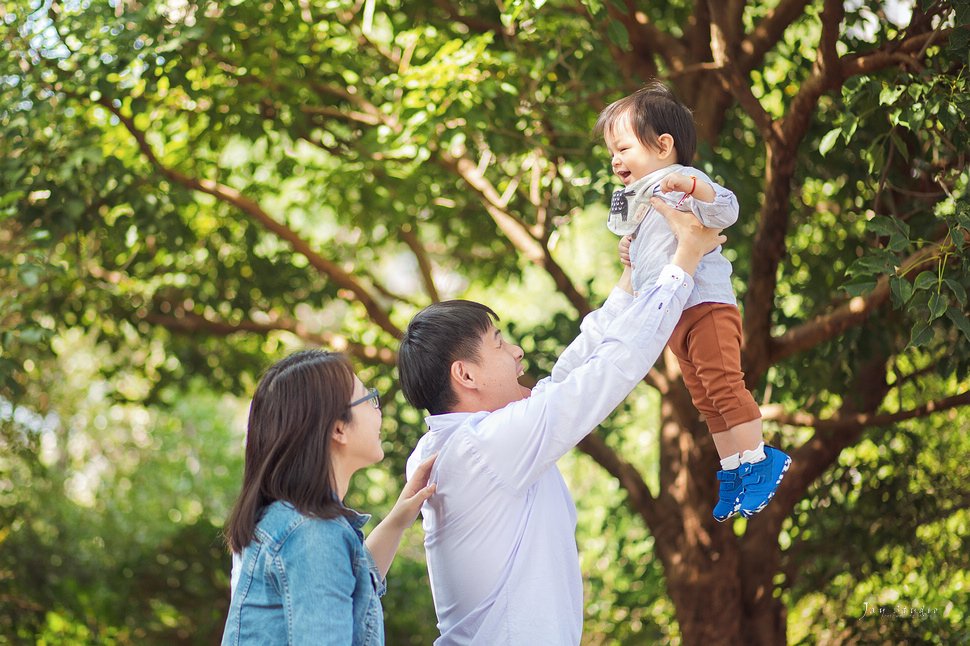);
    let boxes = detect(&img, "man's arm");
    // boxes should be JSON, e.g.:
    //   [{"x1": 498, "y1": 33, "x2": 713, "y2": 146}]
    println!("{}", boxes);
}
[
  {"x1": 549, "y1": 266, "x2": 633, "y2": 384},
  {"x1": 472, "y1": 203, "x2": 725, "y2": 492}
]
